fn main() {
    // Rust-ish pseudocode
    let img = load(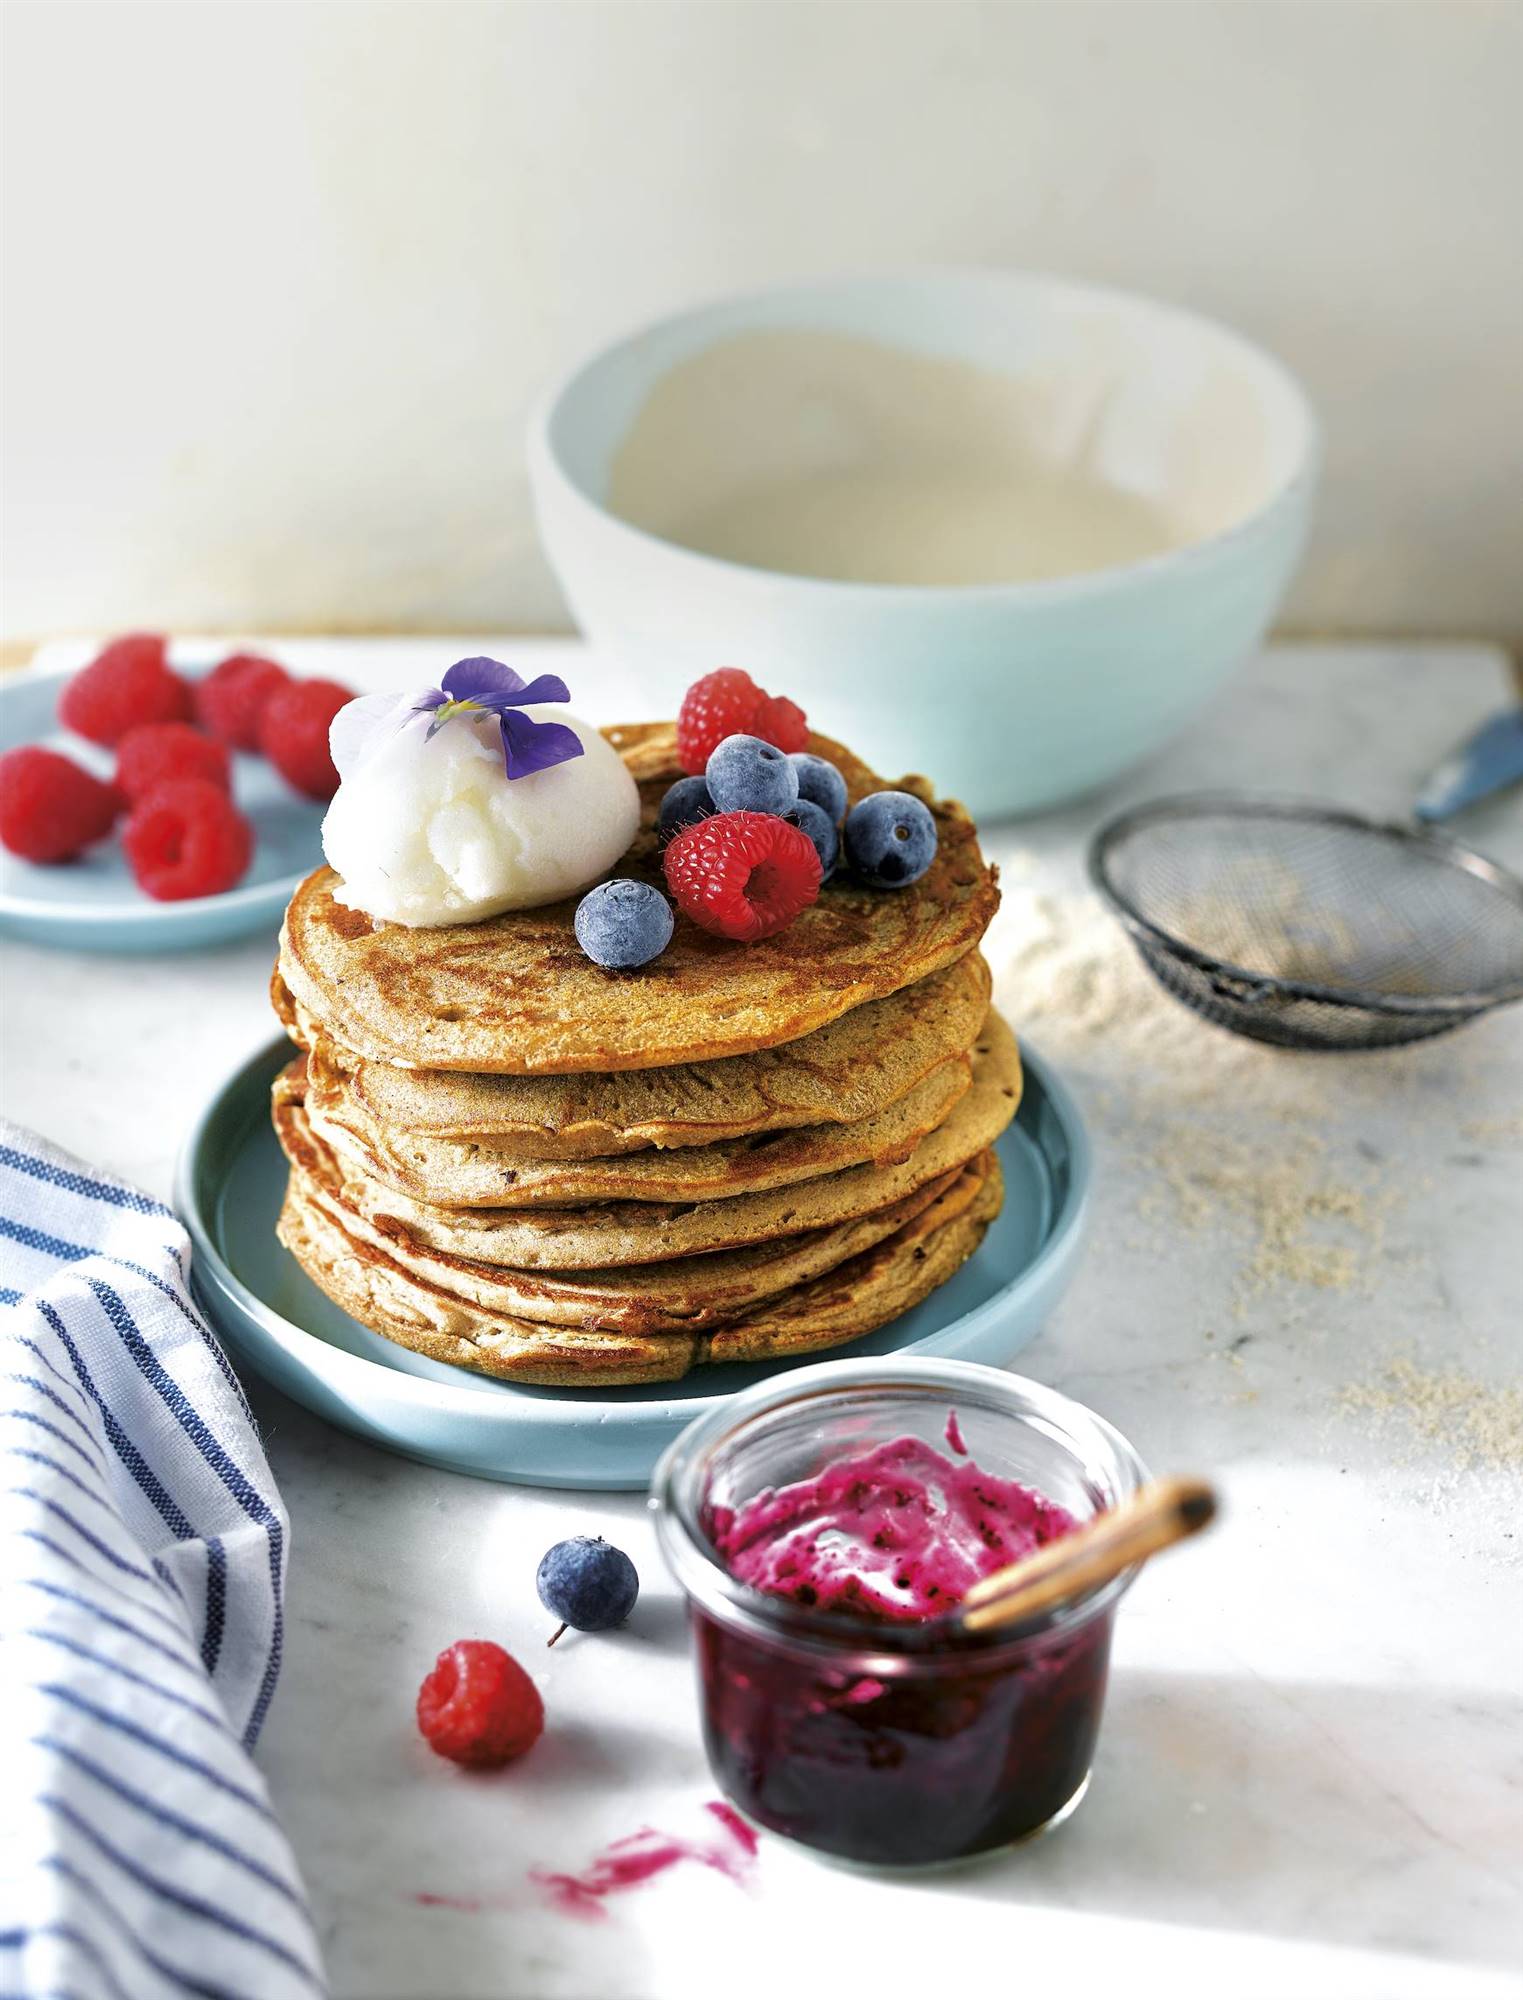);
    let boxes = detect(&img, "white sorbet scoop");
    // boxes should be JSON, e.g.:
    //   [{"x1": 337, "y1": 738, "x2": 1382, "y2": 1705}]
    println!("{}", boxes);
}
[{"x1": 322, "y1": 697, "x2": 640, "y2": 927}]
